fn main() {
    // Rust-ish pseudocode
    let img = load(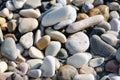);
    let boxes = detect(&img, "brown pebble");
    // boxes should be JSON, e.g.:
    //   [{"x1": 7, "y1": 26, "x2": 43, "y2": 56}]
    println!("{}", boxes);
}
[
  {"x1": 7, "y1": 20, "x2": 17, "y2": 32},
  {"x1": 77, "y1": 13, "x2": 89, "y2": 21}
]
